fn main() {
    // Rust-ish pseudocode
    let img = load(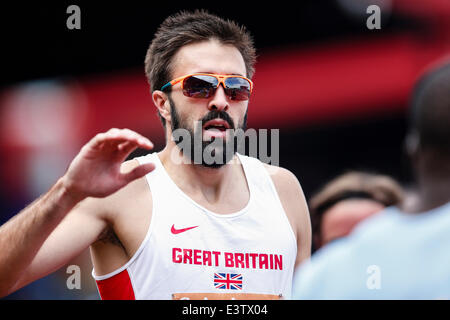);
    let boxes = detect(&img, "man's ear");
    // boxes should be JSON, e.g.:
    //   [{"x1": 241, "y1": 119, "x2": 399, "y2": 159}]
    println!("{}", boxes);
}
[
  {"x1": 405, "y1": 131, "x2": 421, "y2": 171},
  {"x1": 152, "y1": 90, "x2": 172, "y2": 123},
  {"x1": 405, "y1": 131, "x2": 420, "y2": 159}
]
